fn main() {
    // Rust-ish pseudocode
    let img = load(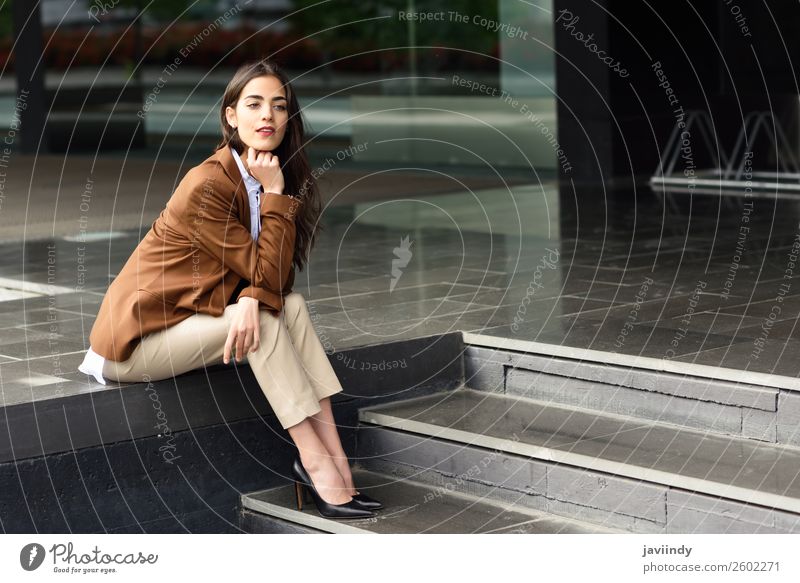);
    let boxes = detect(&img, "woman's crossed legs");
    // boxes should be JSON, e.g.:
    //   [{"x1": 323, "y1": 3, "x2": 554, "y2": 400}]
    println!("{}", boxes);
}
[{"x1": 102, "y1": 291, "x2": 356, "y2": 504}]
